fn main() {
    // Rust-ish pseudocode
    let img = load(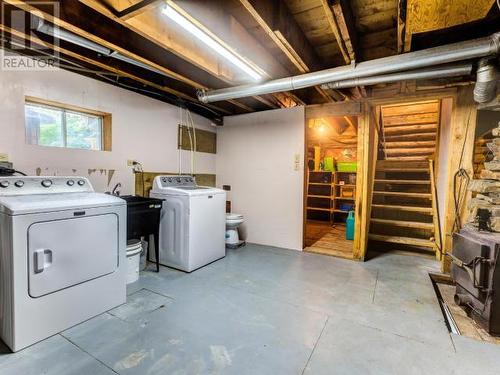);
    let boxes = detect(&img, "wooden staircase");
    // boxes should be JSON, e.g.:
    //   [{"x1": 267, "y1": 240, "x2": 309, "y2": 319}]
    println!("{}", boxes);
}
[
  {"x1": 368, "y1": 160, "x2": 441, "y2": 256},
  {"x1": 379, "y1": 100, "x2": 440, "y2": 161}
]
